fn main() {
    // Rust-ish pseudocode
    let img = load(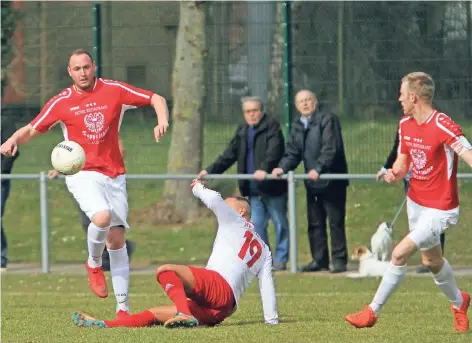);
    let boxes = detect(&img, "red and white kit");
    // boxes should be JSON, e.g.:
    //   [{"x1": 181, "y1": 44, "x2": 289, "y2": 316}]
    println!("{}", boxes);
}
[
  {"x1": 30, "y1": 78, "x2": 154, "y2": 226},
  {"x1": 398, "y1": 110, "x2": 471, "y2": 250},
  {"x1": 191, "y1": 183, "x2": 279, "y2": 325}
]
